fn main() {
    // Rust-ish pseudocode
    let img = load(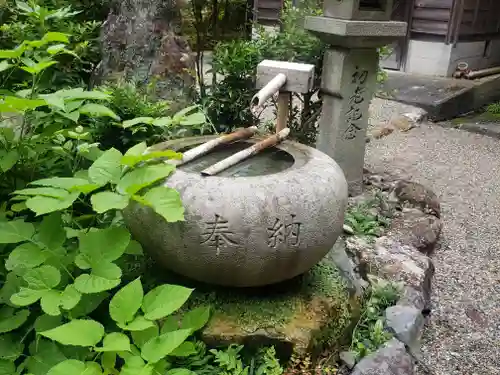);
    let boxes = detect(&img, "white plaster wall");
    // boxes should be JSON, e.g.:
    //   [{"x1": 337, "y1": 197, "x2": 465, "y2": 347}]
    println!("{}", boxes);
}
[{"x1": 405, "y1": 40, "x2": 452, "y2": 76}]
